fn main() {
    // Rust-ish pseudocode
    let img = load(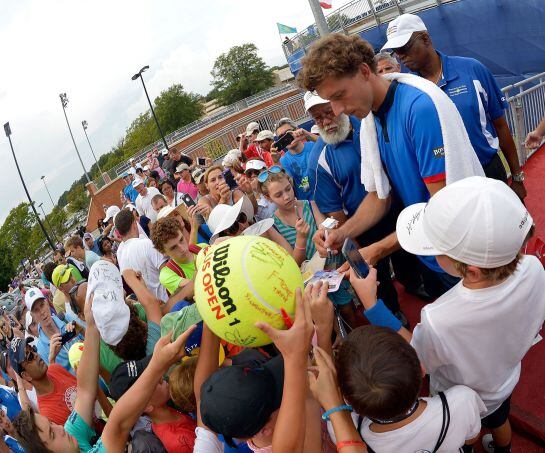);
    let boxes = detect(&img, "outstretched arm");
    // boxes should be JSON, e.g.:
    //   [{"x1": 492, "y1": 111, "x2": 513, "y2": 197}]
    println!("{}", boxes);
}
[
  {"x1": 74, "y1": 294, "x2": 100, "y2": 426},
  {"x1": 122, "y1": 269, "x2": 162, "y2": 325},
  {"x1": 102, "y1": 328, "x2": 195, "y2": 451}
]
